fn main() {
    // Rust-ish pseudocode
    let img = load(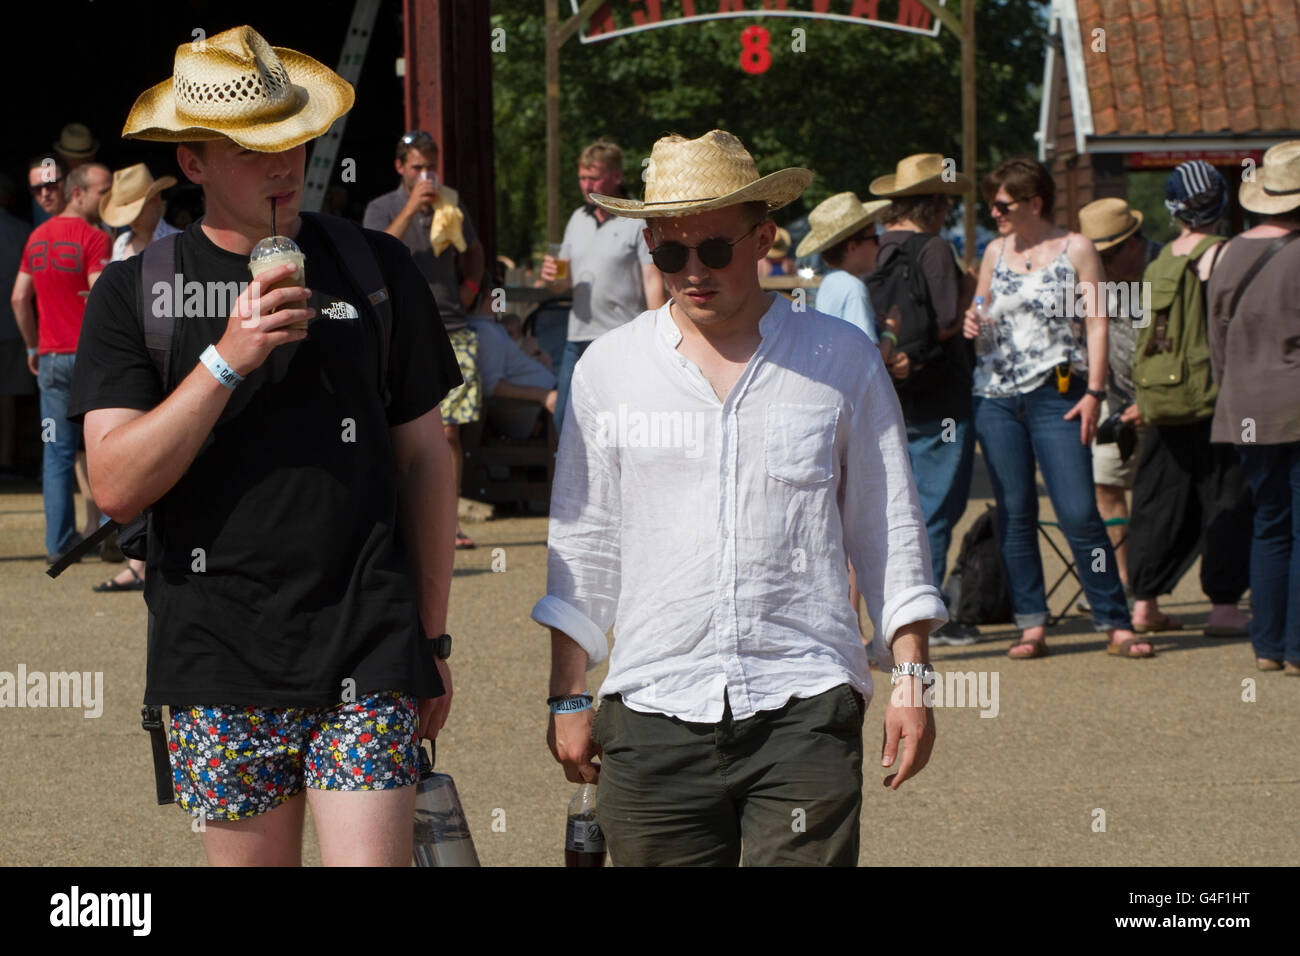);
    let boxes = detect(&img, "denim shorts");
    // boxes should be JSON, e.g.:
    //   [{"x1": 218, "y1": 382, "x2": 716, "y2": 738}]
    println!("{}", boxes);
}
[{"x1": 168, "y1": 692, "x2": 420, "y2": 821}]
